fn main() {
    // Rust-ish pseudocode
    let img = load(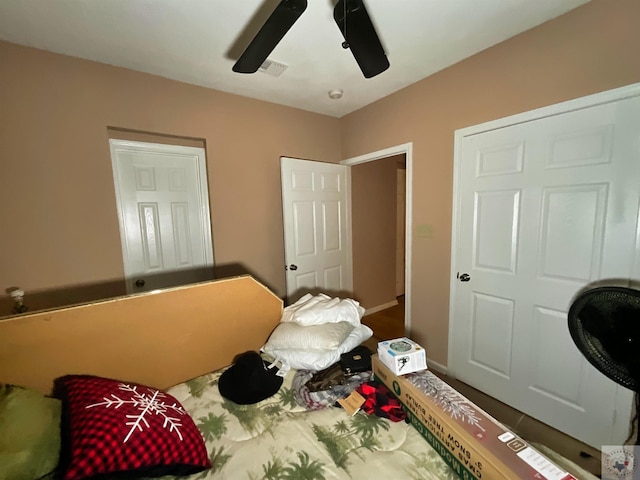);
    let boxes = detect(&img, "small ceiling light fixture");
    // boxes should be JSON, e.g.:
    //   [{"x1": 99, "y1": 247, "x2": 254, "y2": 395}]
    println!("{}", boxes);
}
[{"x1": 329, "y1": 89, "x2": 344, "y2": 100}]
